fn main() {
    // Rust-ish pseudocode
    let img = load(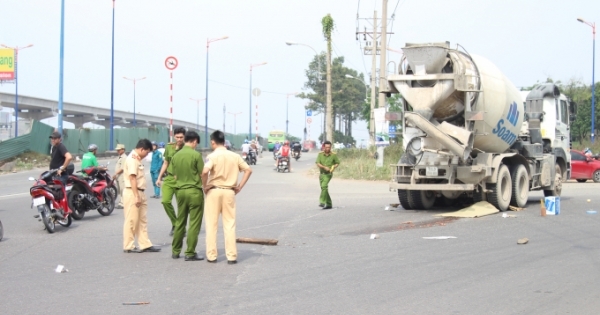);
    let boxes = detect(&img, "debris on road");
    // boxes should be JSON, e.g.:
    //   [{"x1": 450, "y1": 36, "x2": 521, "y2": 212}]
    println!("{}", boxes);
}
[
  {"x1": 586, "y1": 210, "x2": 597, "y2": 214},
  {"x1": 370, "y1": 234, "x2": 380, "y2": 239},
  {"x1": 540, "y1": 199, "x2": 546, "y2": 217},
  {"x1": 502, "y1": 213, "x2": 517, "y2": 218},
  {"x1": 55, "y1": 265, "x2": 68, "y2": 273},
  {"x1": 122, "y1": 302, "x2": 150, "y2": 305},
  {"x1": 422, "y1": 236, "x2": 457, "y2": 240},
  {"x1": 517, "y1": 238, "x2": 529, "y2": 245},
  {"x1": 508, "y1": 205, "x2": 525, "y2": 211},
  {"x1": 236, "y1": 237, "x2": 278, "y2": 246},
  {"x1": 435, "y1": 201, "x2": 498, "y2": 218}
]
